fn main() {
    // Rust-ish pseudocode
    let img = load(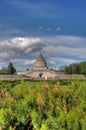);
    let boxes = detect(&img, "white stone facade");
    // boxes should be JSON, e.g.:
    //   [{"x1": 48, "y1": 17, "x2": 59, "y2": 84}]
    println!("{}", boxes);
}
[{"x1": 17, "y1": 53, "x2": 58, "y2": 79}]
